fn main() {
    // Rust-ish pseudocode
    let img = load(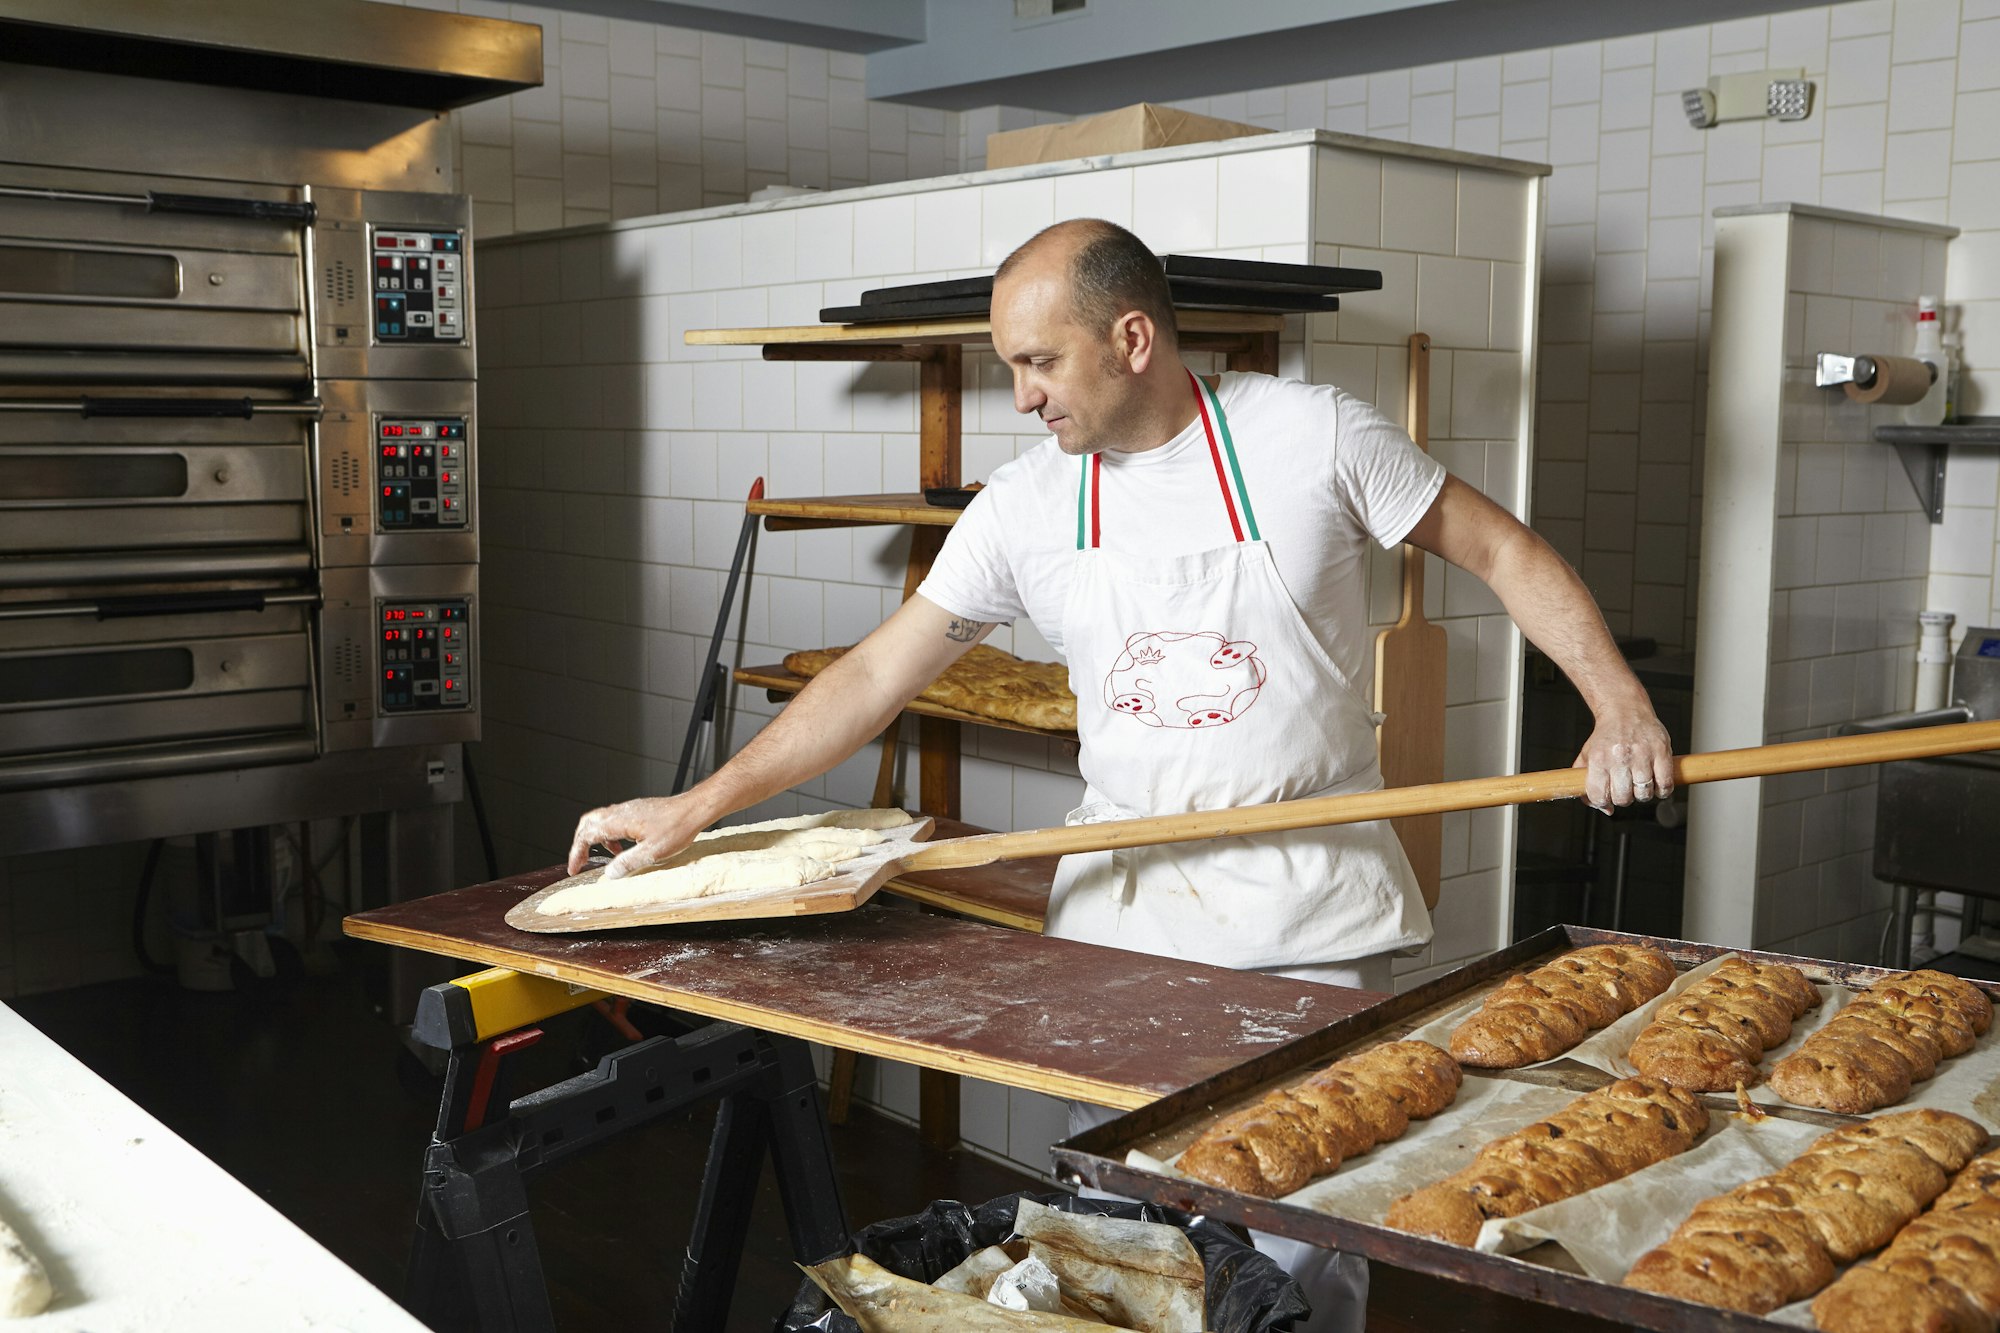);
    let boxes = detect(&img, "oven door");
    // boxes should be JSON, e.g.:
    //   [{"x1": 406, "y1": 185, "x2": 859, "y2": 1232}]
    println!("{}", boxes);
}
[
  {"x1": 0, "y1": 164, "x2": 311, "y2": 384},
  {"x1": 0, "y1": 395, "x2": 319, "y2": 598},
  {"x1": 0, "y1": 596, "x2": 318, "y2": 790}
]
